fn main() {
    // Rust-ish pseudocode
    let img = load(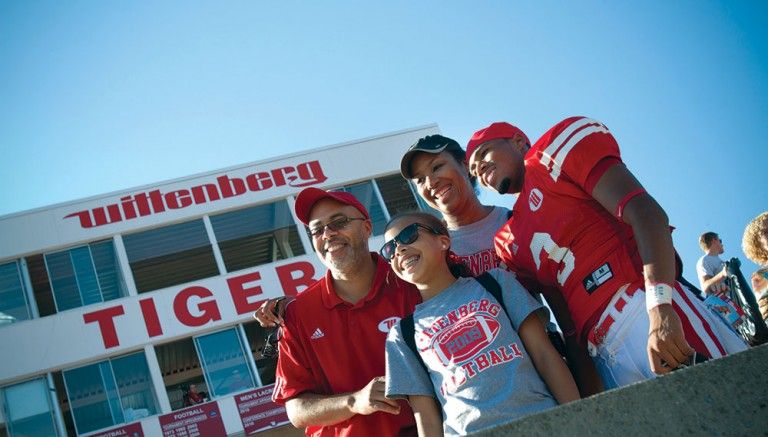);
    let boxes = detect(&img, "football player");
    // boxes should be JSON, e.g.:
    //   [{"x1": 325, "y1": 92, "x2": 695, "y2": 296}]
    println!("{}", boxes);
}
[{"x1": 466, "y1": 118, "x2": 746, "y2": 388}]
